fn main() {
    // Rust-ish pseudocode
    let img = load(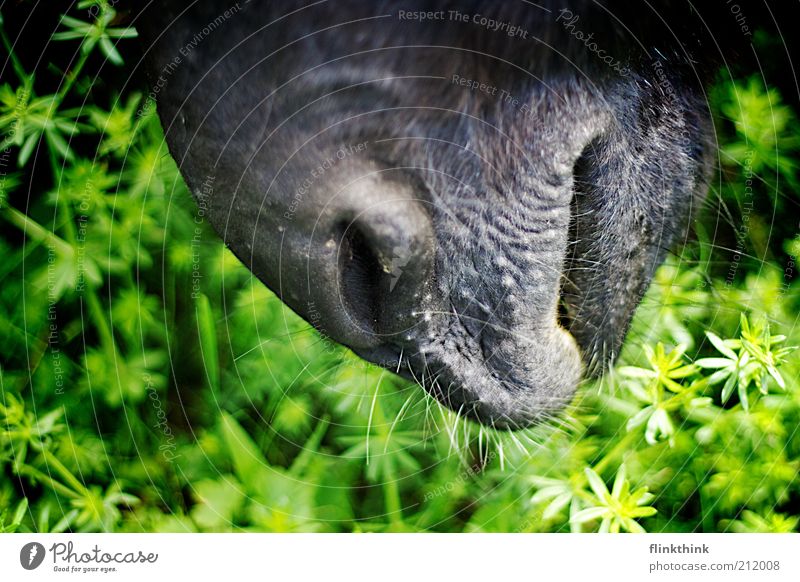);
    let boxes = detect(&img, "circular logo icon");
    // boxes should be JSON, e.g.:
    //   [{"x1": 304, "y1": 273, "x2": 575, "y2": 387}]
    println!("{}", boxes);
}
[{"x1": 20, "y1": 542, "x2": 46, "y2": 570}]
